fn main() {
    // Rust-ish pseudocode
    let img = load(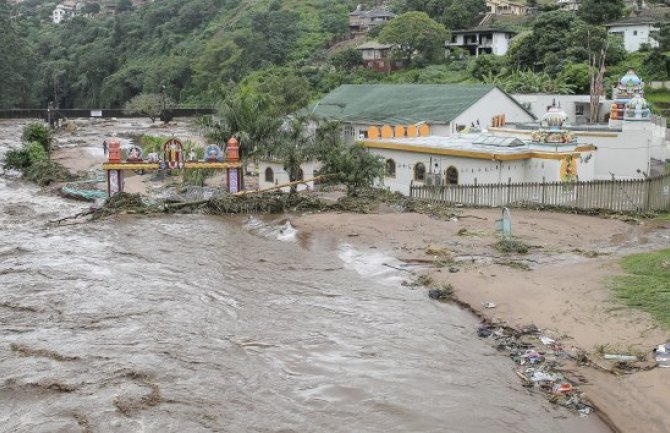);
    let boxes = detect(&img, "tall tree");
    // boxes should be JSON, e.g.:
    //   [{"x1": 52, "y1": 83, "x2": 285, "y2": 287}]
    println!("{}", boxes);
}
[
  {"x1": 212, "y1": 86, "x2": 283, "y2": 159},
  {"x1": 378, "y1": 11, "x2": 448, "y2": 65},
  {"x1": 390, "y1": 0, "x2": 486, "y2": 28},
  {"x1": 315, "y1": 123, "x2": 385, "y2": 197},
  {"x1": 271, "y1": 116, "x2": 320, "y2": 194},
  {"x1": 652, "y1": 14, "x2": 670, "y2": 50},
  {"x1": 250, "y1": 6, "x2": 300, "y2": 65},
  {"x1": 578, "y1": 0, "x2": 625, "y2": 25},
  {"x1": 0, "y1": 0, "x2": 34, "y2": 107}
]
